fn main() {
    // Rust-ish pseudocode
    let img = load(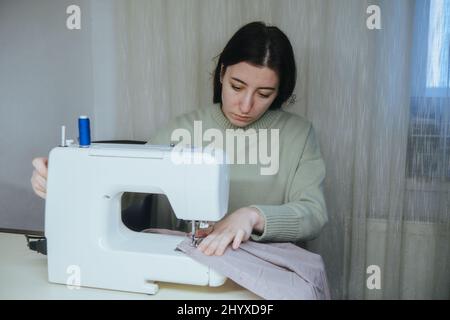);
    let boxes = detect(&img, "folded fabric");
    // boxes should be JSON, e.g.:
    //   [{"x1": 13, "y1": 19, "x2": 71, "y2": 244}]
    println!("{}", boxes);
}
[
  {"x1": 142, "y1": 228, "x2": 330, "y2": 299},
  {"x1": 177, "y1": 239, "x2": 331, "y2": 300}
]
